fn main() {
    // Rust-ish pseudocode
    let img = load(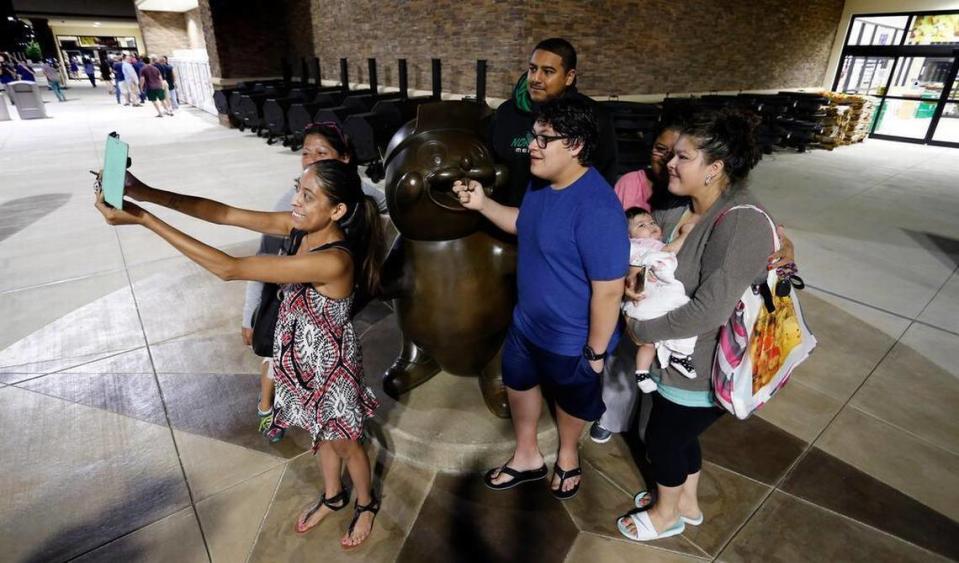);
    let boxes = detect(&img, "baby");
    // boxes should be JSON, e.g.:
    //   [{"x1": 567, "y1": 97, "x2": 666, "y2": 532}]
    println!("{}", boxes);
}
[{"x1": 622, "y1": 207, "x2": 698, "y2": 393}]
